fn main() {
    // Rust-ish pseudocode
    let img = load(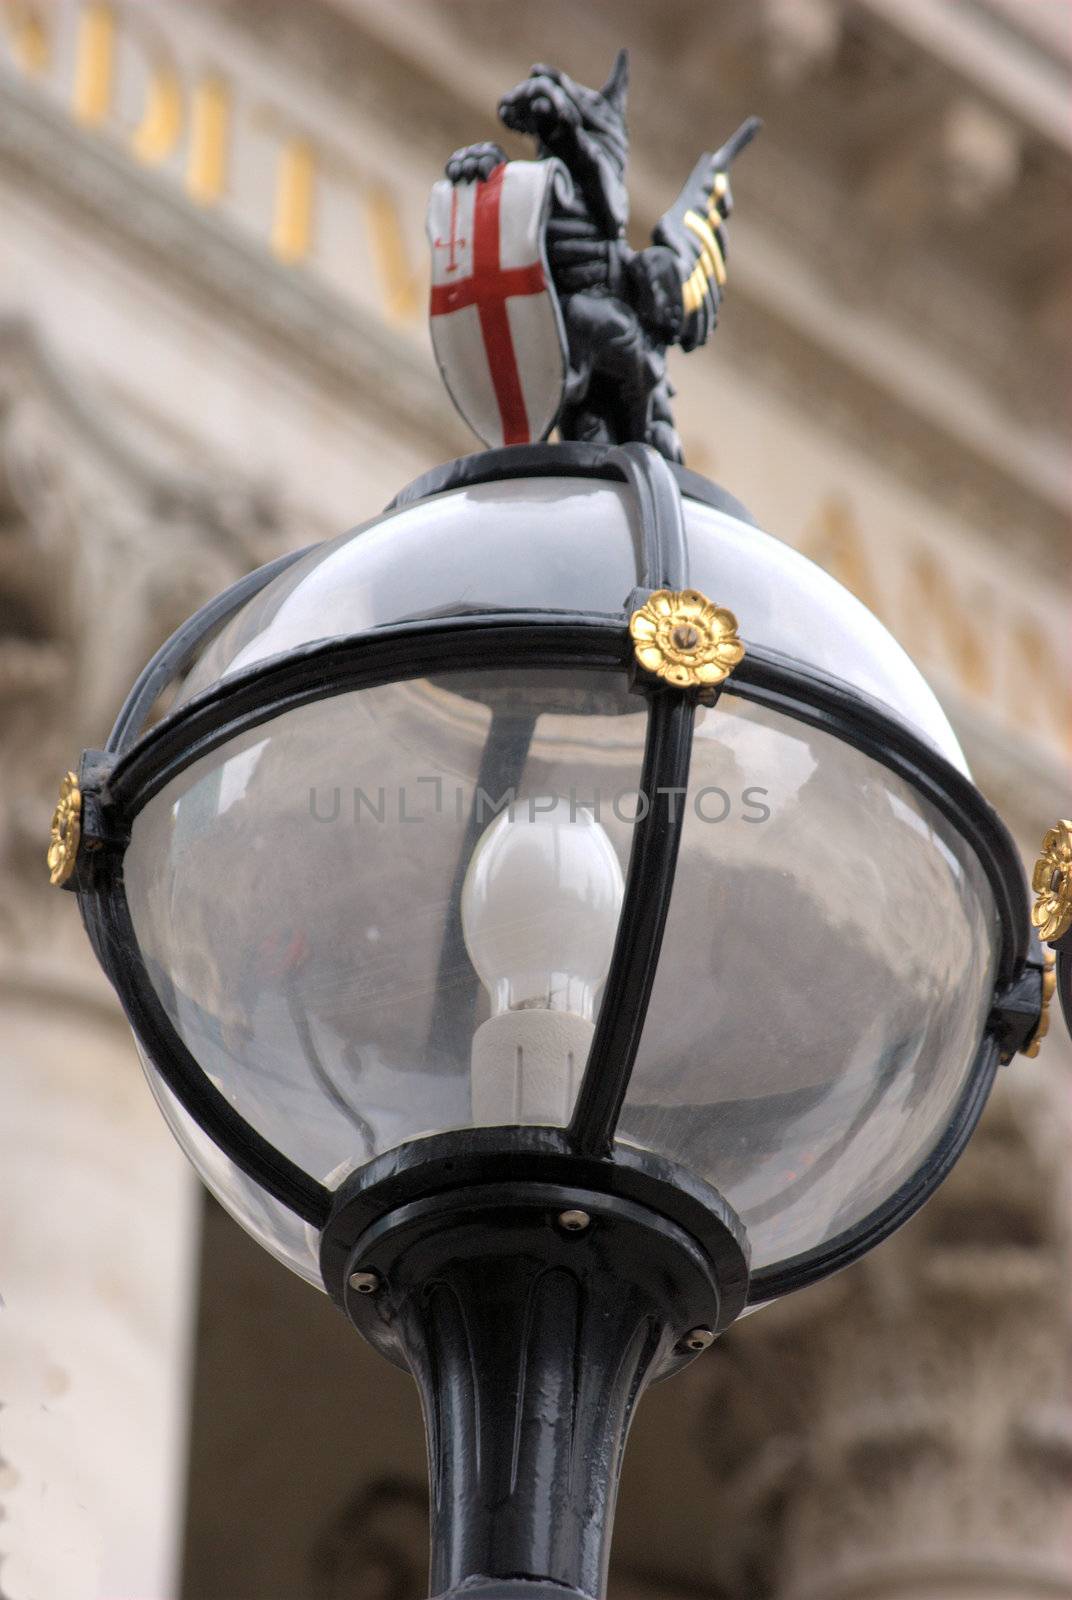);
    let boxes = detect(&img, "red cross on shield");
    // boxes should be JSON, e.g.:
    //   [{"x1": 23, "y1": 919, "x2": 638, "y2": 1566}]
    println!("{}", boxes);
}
[{"x1": 427, "y1": 161, "x2": 570, "y2": 449}]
